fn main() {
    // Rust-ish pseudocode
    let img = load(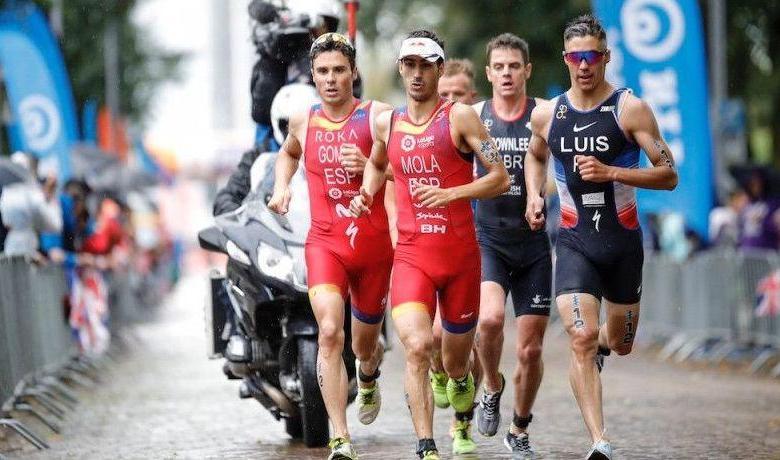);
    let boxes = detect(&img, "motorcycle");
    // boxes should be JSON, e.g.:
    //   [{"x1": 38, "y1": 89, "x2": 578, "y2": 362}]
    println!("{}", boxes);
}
[{"x1": 198, "y1": 153, "x2": 358, "y2": 447}]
